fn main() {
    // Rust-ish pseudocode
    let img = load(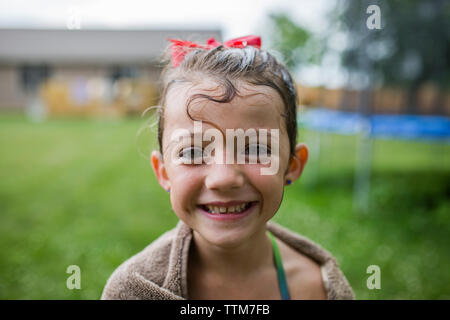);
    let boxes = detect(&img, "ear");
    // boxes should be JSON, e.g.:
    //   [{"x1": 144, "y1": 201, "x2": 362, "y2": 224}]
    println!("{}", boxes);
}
[
  {"x1": 284, "y1": 143, "x2": 308, "y2": 185},
  {"x1": 151, "y1": 150, "x2": 171, "y2": 191}
]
